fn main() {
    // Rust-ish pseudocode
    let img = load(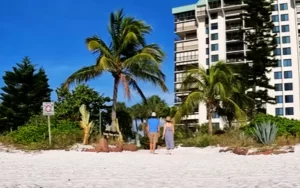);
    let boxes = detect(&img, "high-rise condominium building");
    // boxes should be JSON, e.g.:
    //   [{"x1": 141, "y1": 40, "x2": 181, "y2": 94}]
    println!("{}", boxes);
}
[{"x1": 172, "y1": 0, "x2": 300, "y2": 129}]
